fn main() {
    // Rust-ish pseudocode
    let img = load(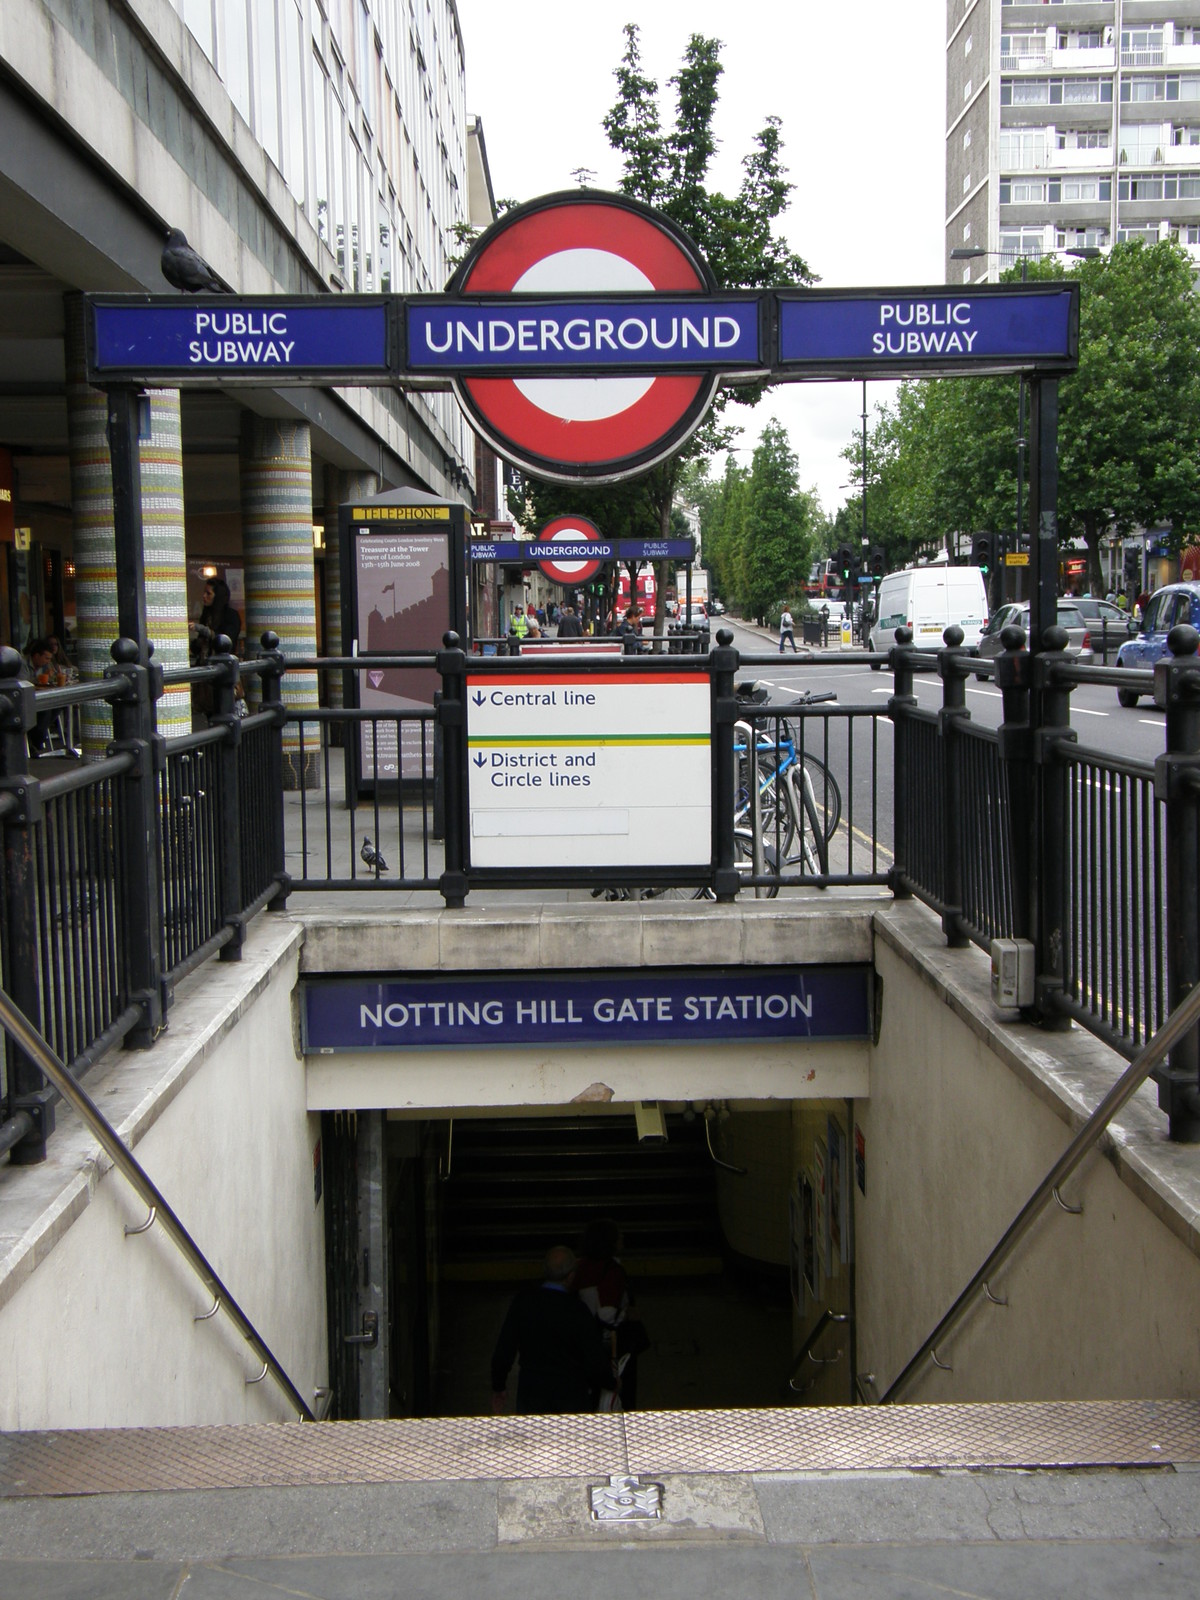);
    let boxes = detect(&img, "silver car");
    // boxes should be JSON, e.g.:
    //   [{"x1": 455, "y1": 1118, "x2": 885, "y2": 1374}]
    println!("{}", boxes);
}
[{"x1": 975, "y1": 602, "x2": 1094, "y2": 667}]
